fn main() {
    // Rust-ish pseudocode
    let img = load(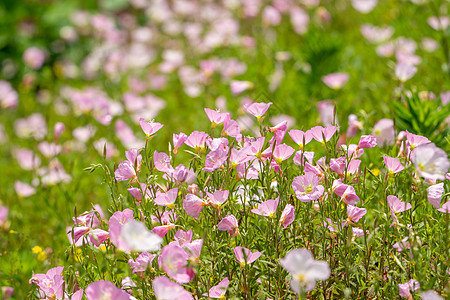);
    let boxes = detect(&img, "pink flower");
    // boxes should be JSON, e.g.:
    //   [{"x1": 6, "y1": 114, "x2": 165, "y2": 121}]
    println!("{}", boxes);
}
[
  {"x1": 279, "y1": 204, "x2": 295, "y2": 228},
  {"x1": 23, "y1": 47, "x2": 46, "y2": 69},
  {"x1": 438, "y1": 200, "x2": 450, "y2": 213},
  {"x1": 183, "y1": 194, "x2": 206, "y2": 219},
  {"x1": 174, "y1": 229, "x2": 193, "y2": 246},
  {"x1": 292, "y1": 172, "x2": 325, "y2": 202},
  {"x1": 206, "y1": 190, "x2": 229, "y2": 208},
  {"x1": 152, "y1": 276, "x2": 193, "y2": 300},
  {"x1": 154, "y1": 188, "x2": 178, "y2": 209},
  {"x1": 273, "y1": 144, "x2": 295, "y2": 165},
  {"x1": 185, "y1": 131, "x2": 208, "y2": 152},
  {"x1": 204, "y1": 277, "x2": 229, "y2": 298},
  {"x1": 128, "y1": 252, "x2": 156, "y2": 273},
  {"x1": 395, "y1": 63, "x2": 417, "y2": 82},
  {"x1": 229, "y1": 148, "x2": 251, "y2": 167},
  {"x1": 204, "y1": 108, "x2": 229, "y2": 127},
  {"x1": 290, "y1": 7, "x2": 309, "y2": 35},
  {"x1": 217, "y1": 215, "x2": 239, "y2": 237},
  {"x1": 0, "y1": 80, "x2": 18, "y2": 109},
  {"x1": 85, "y1": 280, "x2": 130, "y2": 300},
  {"x1": 321, "y1": 72, "x2": 349, "y2": 90},
  {"x1": 346, "y1": 205, "x2": 367, "y2": 223},
  {"x1": 159, "y1": 243, "x2": 194, "y2": 283},
  {"x1": 14, "y1": 181, "x2": 36, "y2": 198},
  {"x1": 231, "y1": 80, "x2": 253, "y2": 95},
  {"x1": 398, "y1": 279, "x2": 420, "y2": 298},
  {"x1": 330, "y1": 157, "x2": 346, "y2": 176},
  {"x1": 0, "y1": 206, "x2": 8, "y2": 227},
  {"x1": 29, "y1": 267, "x2": 64, "y2": 300},
  {"x1": 125, "y1": 148, "x2": 142, "y2": 170},
  {"x1": 372, "y1": 119, "x2": 395, "y2": 146},
  {"x1": 310, "y1": 125, "x2": 338, "y2": 144},
  {"x1": 173, "y1": 132, "x2": 187, "y2": 154},
  {"x1": 383, "y1": 155, "x2": 405, "y2": 174},
  {"x1": 115, "y1": 160, "x2": 137, "y2": 182},
  {"x1": 89, "y1": 229, "x2": 109, "y2": 247},
  {"x1": 358, "y1": 135, "x2": 377, "y2": 148},
  {"x1": 351, "y1": 0, "x2": 378, "y2": 13},
  {"x1": 245, "y1": 102, "x2": 272, "y2": 119},
  {"x1": 405, "y1": 131, "x2": 429, "y2": 150},
  {"x1": 233, "y1": 246, "x2": 261, "y2": 266},
  {"x1": 289, "y1": 129, "x2": 313, "y2": 150},
  {"x1": 183, "y1": 239, "x2": 203, "y2": 263},
  {"x1": 223, "y1": 118, "x2": 242, "y2": 141},
  {"x1": 109, "y1": 209, "x2": 134, "y2": 252},
  {"x1": 154, "y1": 150, "x2": 173, "y2": 173},
  {"x1": 251, "y1": 197, "x2": 279, "y2": 217},
  {"x1": 420, "y1": 290, "x2": 444, "y2": 300},
  {"x1": 203, "y1": 147, "x2": 228, "y2": 172},
  {"x1": 427, "y1": 183, "x2": 444, "y2": 209},
  {"x1": 411, "y1": 143, "x2": 449, "y2": 180},
  {"x1": 387, "y1": 195, "x2": 412, "y2": 214},
  {"x1": 139, "y1": 118, "x2": 163, "y2": 137},
  {"x1": 332, "y1": 179, "x2": 360, "y2": 205},
  {"x1": 279, "y1": 248, "x2": 330, "y2": 293}
]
